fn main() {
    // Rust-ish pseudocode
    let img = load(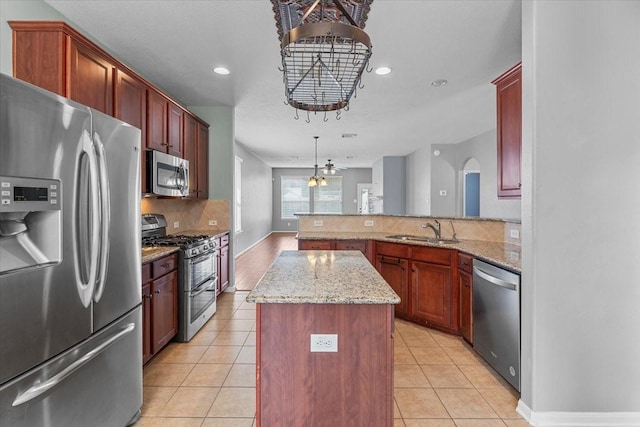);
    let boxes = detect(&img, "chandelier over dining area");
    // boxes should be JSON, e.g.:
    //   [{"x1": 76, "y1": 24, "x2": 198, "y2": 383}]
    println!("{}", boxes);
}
[{"x1": 270, "y1": 0, "x2": 374, "y2": 118}]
